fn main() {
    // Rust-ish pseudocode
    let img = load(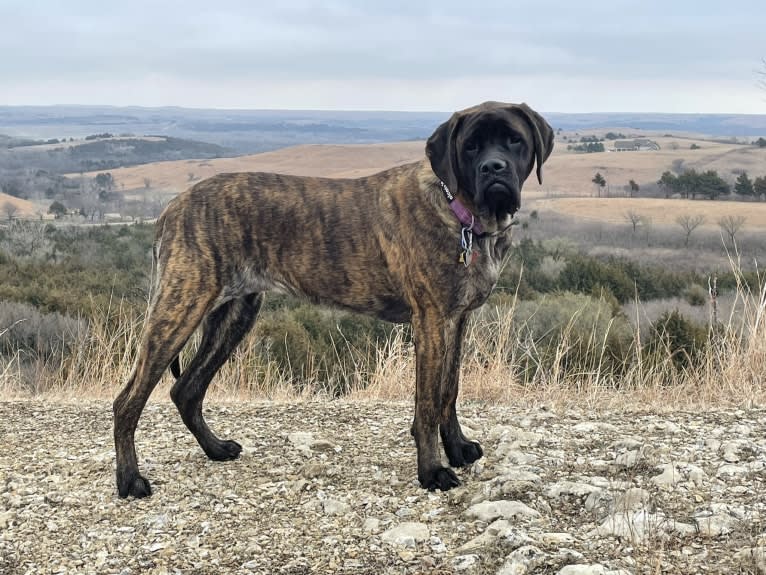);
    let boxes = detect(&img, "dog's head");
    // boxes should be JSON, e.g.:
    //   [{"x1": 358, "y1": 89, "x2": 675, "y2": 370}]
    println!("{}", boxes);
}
[{"x1": 426, "y1": 101, "x2": 554, "y2": 223}]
